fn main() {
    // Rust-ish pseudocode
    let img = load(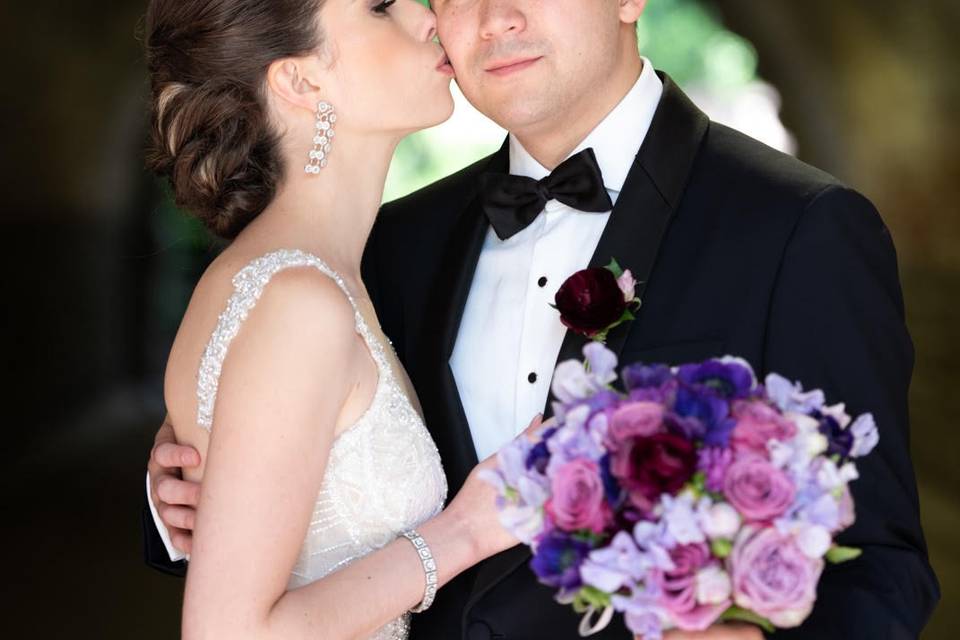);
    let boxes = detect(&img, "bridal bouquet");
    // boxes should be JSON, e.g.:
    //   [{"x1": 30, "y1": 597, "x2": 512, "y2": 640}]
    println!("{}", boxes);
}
[
  {"x1": 486, "y1": 342, "x2": 878, "y2": 639},
  {"x1": 481, "y1": 343, "x2": 878, "y2": 638}
]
